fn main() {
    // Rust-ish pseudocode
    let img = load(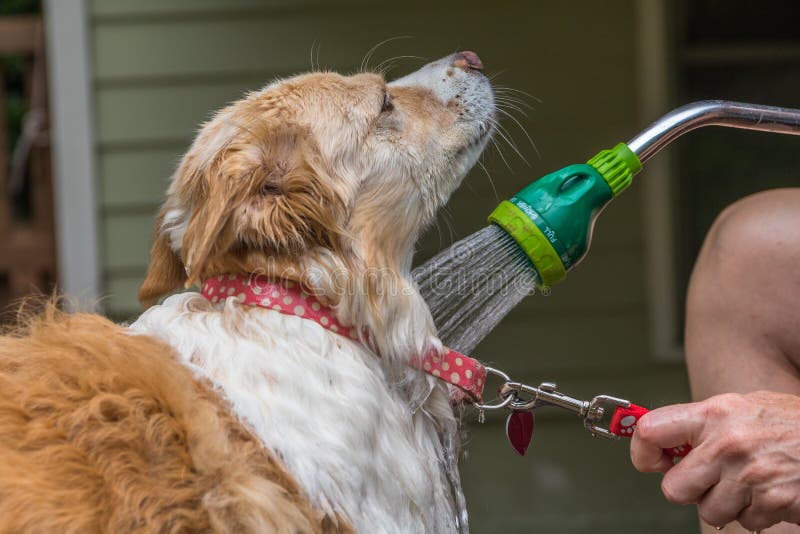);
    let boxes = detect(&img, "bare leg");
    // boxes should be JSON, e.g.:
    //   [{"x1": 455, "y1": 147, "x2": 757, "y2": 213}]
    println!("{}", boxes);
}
[{"x1": 686, "y1": 188, "x2": 800, "y2": 534}]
